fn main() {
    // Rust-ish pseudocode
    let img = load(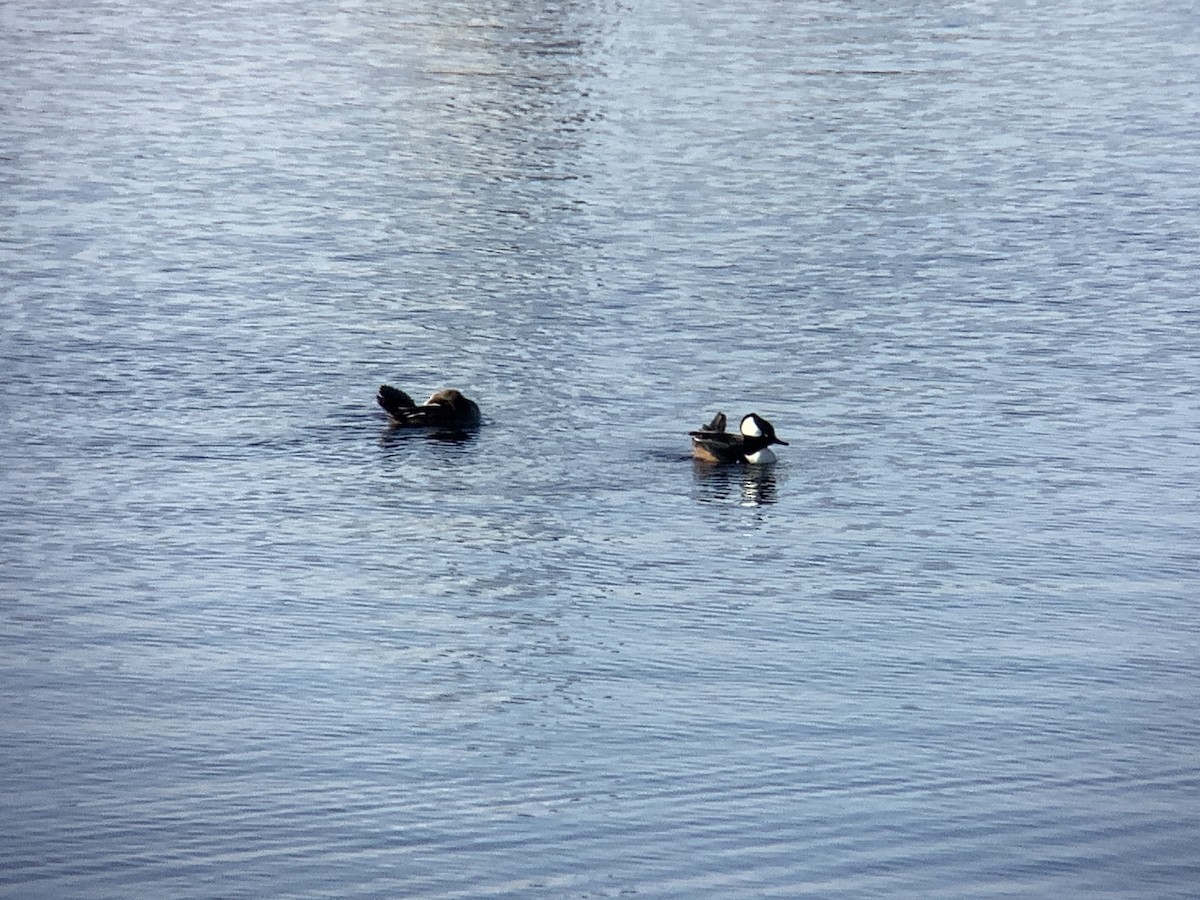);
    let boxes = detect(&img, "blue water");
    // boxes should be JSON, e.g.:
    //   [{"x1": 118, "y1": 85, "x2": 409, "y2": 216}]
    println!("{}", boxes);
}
[{"x1": 3, "y1": 0, "x2": 1199, "y2": 896}]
